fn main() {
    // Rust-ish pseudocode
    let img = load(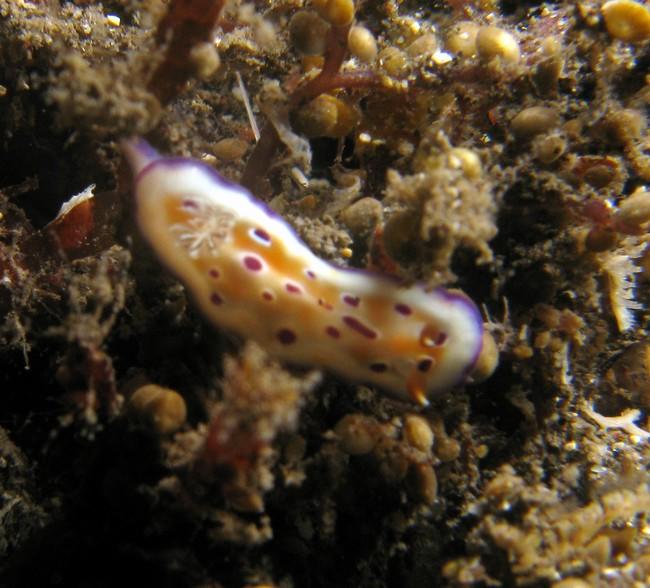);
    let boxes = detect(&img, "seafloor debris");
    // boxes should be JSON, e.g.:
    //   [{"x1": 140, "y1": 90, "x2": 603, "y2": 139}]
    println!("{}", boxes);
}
[{"x1": 1, "y1": 0, "x2": 650, "y2": 586}]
